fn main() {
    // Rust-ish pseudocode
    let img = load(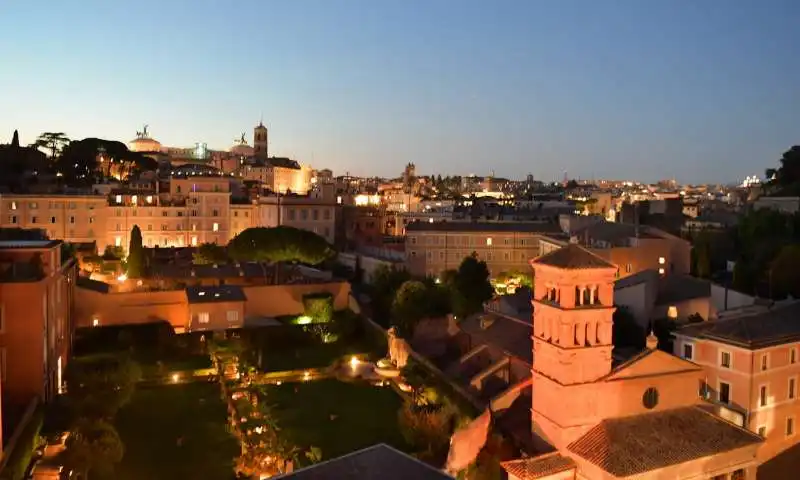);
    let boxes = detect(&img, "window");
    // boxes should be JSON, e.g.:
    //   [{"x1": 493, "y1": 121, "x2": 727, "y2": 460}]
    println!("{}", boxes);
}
[
  {"x1": 115, "y1": 195, "x2": 122, "y2": 203},
  {"x1": 301, "y1": 209, "x2": 308, "y2": 220},
  {"x1": 197, "y1": 312, "x2": 210, "y2": 324},
  {"x1": 719, "y1": 381, "x2": 731, "y2": 404},
  {"x1": 212, "y1": 209, "x2": 219, "y2": 216},
  {"x1": 761, "y1": 353, "x2": 769, "y2": 371},
  {"x1": 29, "y1": 202, "x2": 37, "y2": 209},
  {"x1": 323, "y1": 209, "x2": 331, "y2": 220},
  {"x1": 147, "y1": 224, "x2": 152, "y2": 231},
  {"x1": 312, "y1": 209, "x2": 319, "y2": 220},
  {"x1": 792, "y1": 348, "x2": 797, "y2": 365},
  {"x1": 50, "y1": 216, "x2": 56, "y2": 224},
  {"x1": 731, "y1": 469, "x2": 745, "y2": 480},
  {"x1": 486, "y1": 237, "x2": 493, "y2": 246},
  {"x1": 720, "y1": 351, "x2": 732, "y2": 369},
  {"x1": 10, "y1": 201, "x2": 16, "y2": 210},
  {"x1": 115, "y1": 236, "x2": 122, "y2": 247},
  {"x1": 758, "y1": 425, "x2": 767, "y2": 437},
  {"x1": 69, "y1": 216, "x2": 75, "y2": 224},
  {"x1": 787, "y1": 417, "x2": 795, "y2": 437},
  {"x1": 31, "y1": 216, "x2": 38, "y2": 224},
  {"x1": 790, "y1": 377, "x2": 797, "y2": 400},
  {"x1": 642, "y1": 387, "x2": 659, "y2": 409},
  {"x1": 625, "y1": 263, "x2": 632, "y2": 273},
  {"x1": 9, "y1": 215, "x2": 16, "y2": 224},
  {"x1": 658, "y1": 256, "x2": 665, "y2": 265},
  {"x1": 89, "y1": 216, "x2": 94, "y2": 224},
  {"x1": 212, "y1": 222, "x2": 219, "y2": 232},
  {"x1": 191, "y1": 236, "x2": 198, "y2": 246},
  {"x1": 0, "y1": 304, "x2": 3, "y2": 333},
  {"x1": 682, "y1": 343, "x2": 694, "y2": 360},
  {"x1": 116, "y1": 223, "x2": 121, "y2": 231},
  {"x1": 699, "y1": 380, "x2": 711, "y2": 399},
  {"x1": 226, "y1": 310, "x2": 239, "y2": 323},
  {"x1": 658, "y1": 268, "x2": 665, "y2": 275},
  {"x1": 759, "y1": 385, "x2": 768, "y2": 407}
]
